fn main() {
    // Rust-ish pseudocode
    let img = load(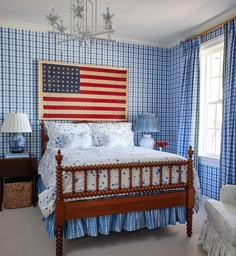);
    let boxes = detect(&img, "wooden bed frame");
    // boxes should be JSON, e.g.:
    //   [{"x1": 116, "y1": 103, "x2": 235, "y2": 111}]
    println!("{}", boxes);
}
[{"x1": 40, "y1": 122, "x2": 194, "y2": 256}]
